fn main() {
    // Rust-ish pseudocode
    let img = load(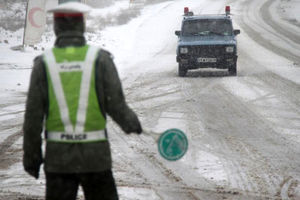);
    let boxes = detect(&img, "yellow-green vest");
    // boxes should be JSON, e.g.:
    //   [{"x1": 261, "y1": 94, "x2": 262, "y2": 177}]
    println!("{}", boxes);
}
[{"x1": 43, "y1": 45, "x2": 106, "y2": 143}]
